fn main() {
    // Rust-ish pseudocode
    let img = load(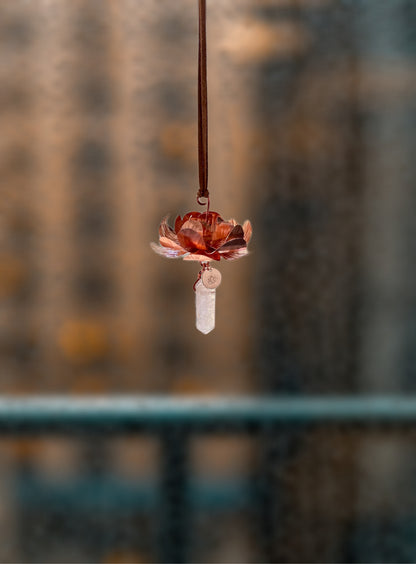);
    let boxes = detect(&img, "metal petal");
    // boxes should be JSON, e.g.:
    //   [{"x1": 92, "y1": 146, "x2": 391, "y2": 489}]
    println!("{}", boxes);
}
[
  {"x1": 181, "y1": 219, "x2": 204, "y2": 234},
  {"x1": 217, "y1": 237, "x2": 247, "y2": 251},
  {"x1": 227, "y1": 224, "x2": 244, "y2": 240},
  {"x1": 183, "y1": 253, "x2": 214, "y2": 261},
  {"x1": 150, "y1": 242, "x2": 187, "y2": 258},
  {"x1": 159, "y1": 217, "x2": 180, "y2": 244},
  {"x1": 210, "y1": 222, "x2": 234, "y2": 249},
  {"x1": 222, "y1": 248, "x2": 249, "y2": 261},
  {"x1": 243, "y1": 220, "x2": 252, "y2": 243},
  {"x1": 178, "y1": 228, "x2": 207, "y2": 252},
  {"x1": 175, "y1": 212, "x2": 202, "y2": 233},
  {"x1": 159, "y1": 236, "x2": 185, "y2": 251}
]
